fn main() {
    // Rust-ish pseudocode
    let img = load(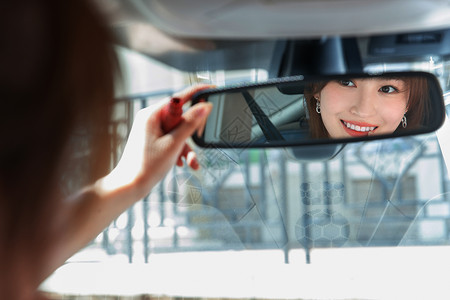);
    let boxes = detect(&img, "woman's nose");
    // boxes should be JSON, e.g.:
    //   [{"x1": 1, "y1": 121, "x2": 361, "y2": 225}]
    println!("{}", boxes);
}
[{"x1": 350, "y1": 90, "x2": 377, "y2": 117}]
